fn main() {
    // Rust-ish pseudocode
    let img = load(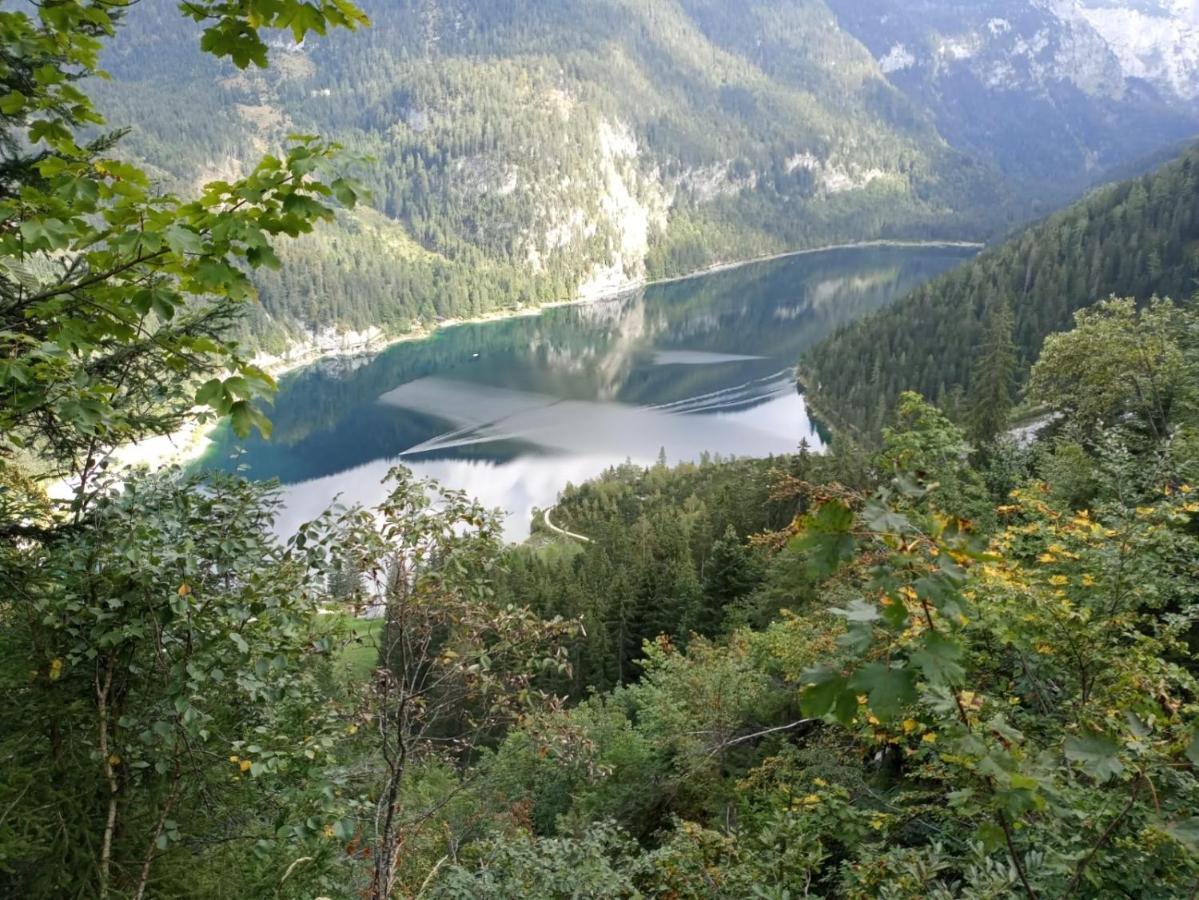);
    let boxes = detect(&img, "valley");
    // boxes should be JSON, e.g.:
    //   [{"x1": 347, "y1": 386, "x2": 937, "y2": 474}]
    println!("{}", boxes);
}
[{"x1": 4, "y1": 2, "x2": 1199, "y2": 897}]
